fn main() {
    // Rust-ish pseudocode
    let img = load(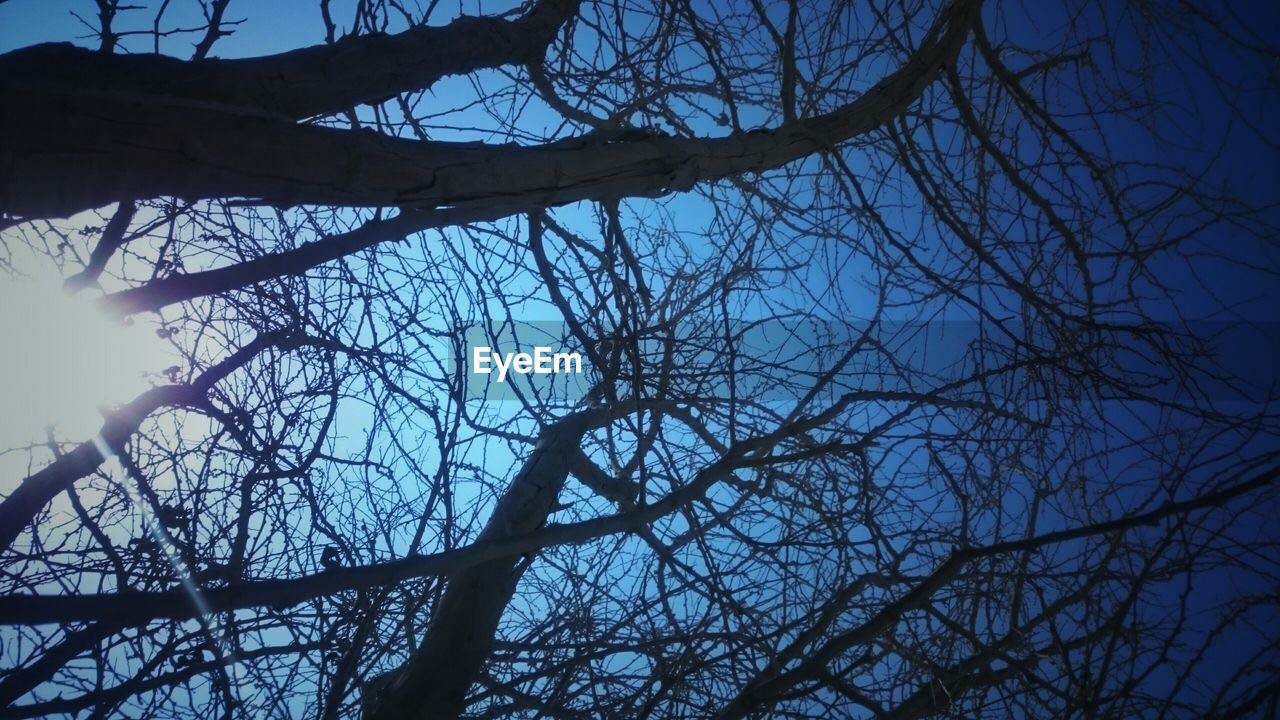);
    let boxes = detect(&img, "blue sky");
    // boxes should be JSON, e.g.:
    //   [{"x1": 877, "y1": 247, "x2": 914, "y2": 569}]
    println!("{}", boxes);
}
[{"x1": 1, "y1": 0, "x2": 1279, "y2": 716}]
